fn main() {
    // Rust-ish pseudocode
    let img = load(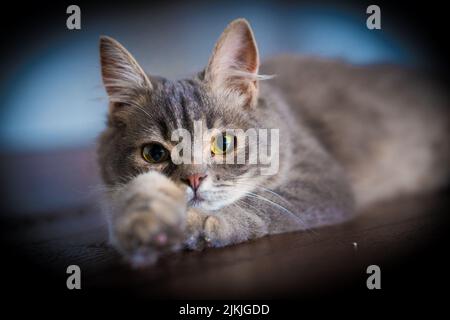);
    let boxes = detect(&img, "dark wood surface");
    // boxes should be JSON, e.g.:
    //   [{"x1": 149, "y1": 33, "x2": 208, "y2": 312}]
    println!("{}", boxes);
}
[
  {"x1": 3, "y1": 190, "x2": 448, "y2": 300},
  {"x1": 1, "y1": 148, "x2": 447, "y2": 300}
]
